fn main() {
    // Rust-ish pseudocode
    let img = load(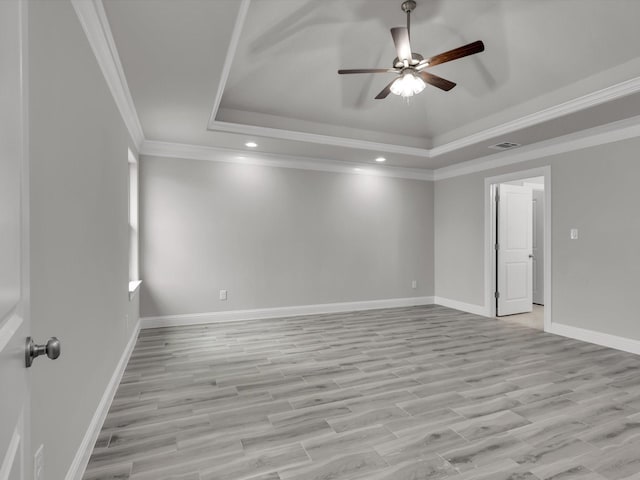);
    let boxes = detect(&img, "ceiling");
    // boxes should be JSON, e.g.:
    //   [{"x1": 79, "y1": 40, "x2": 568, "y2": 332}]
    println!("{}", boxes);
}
[{"x1": 103, "y1": 0, "x2": 640, "y2": 171}]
